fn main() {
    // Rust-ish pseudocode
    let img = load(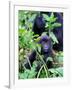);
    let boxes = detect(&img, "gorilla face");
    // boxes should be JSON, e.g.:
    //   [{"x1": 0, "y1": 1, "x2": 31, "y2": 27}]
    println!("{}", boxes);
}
[{"x1": 39, "y1": 35, "x2": 52, "y2": 53}]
